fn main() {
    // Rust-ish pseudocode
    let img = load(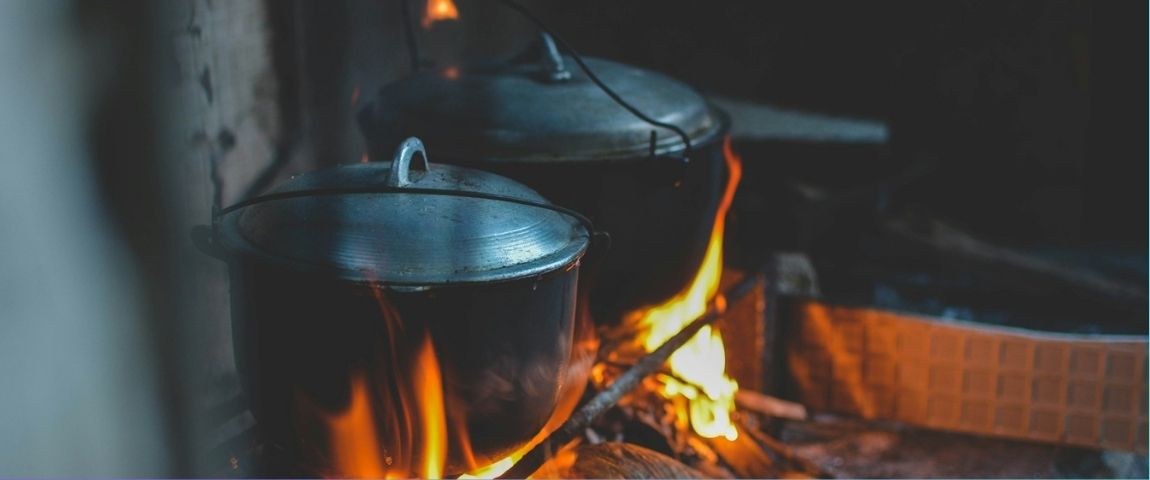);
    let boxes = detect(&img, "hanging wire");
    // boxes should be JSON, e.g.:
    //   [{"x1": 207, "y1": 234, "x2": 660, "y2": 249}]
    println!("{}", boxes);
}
[
  {"x1": 494, "y1": 0, "x2": 693, "y2": 155},
  {"x1": 399, "y1": 0, "x2": 421, "y2": 72}
]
